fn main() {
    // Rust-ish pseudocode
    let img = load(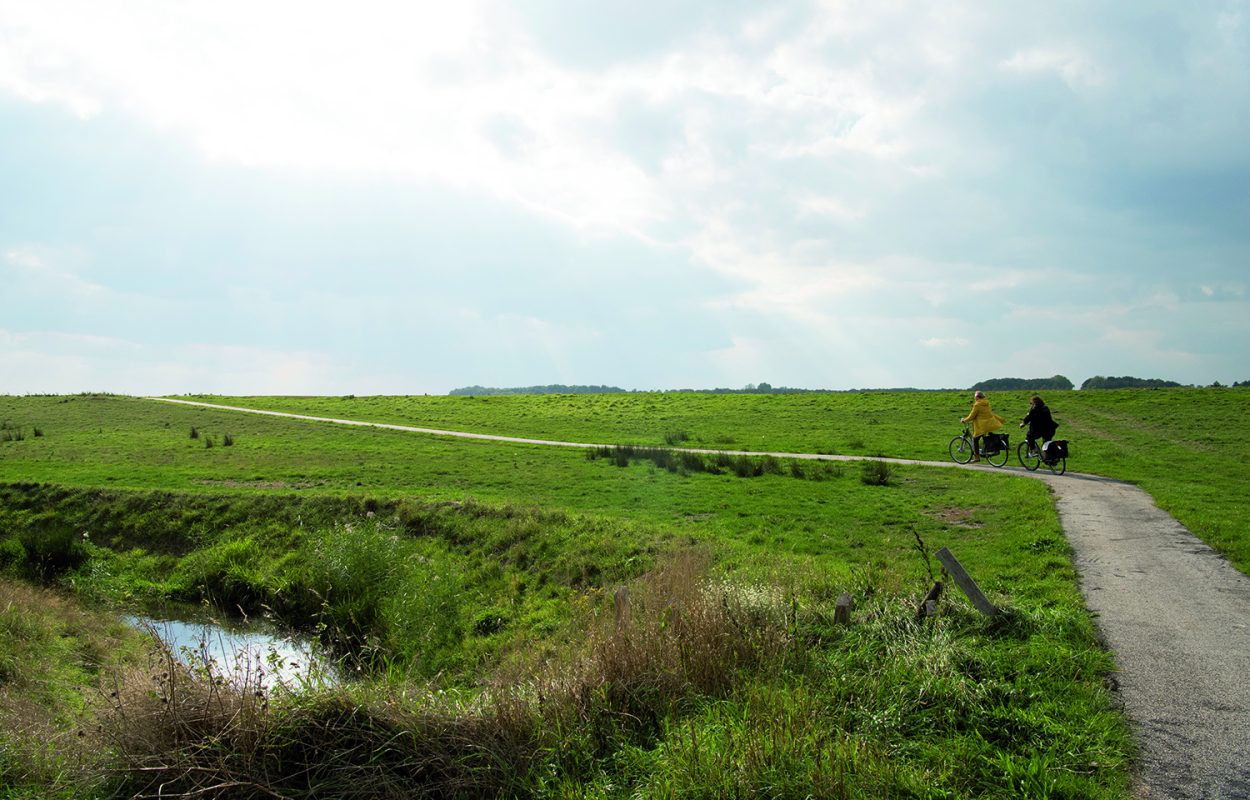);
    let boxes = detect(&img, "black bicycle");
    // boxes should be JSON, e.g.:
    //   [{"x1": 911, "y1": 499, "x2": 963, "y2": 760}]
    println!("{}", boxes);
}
[
  {"x1": 1017, "y1": 439, "x2": 1068, "y2": 475},
  {"x1": 949, "y1": 427, "x2": 1009, "y2": 467}
]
